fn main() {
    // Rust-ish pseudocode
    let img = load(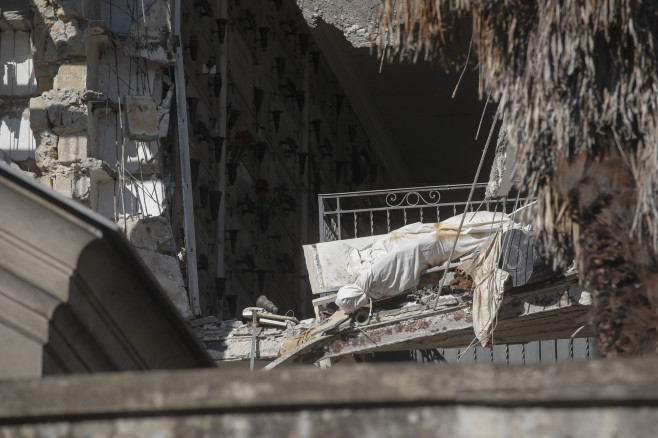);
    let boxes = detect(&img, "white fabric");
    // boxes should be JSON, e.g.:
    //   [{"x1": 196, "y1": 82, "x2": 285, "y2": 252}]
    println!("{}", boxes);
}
[
  {"x1": 470, "y1": 229, "x2": 509, "y2": 346},
  {"x1": 336, "y1": 211, "x2": 509, "y2": 313}
]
